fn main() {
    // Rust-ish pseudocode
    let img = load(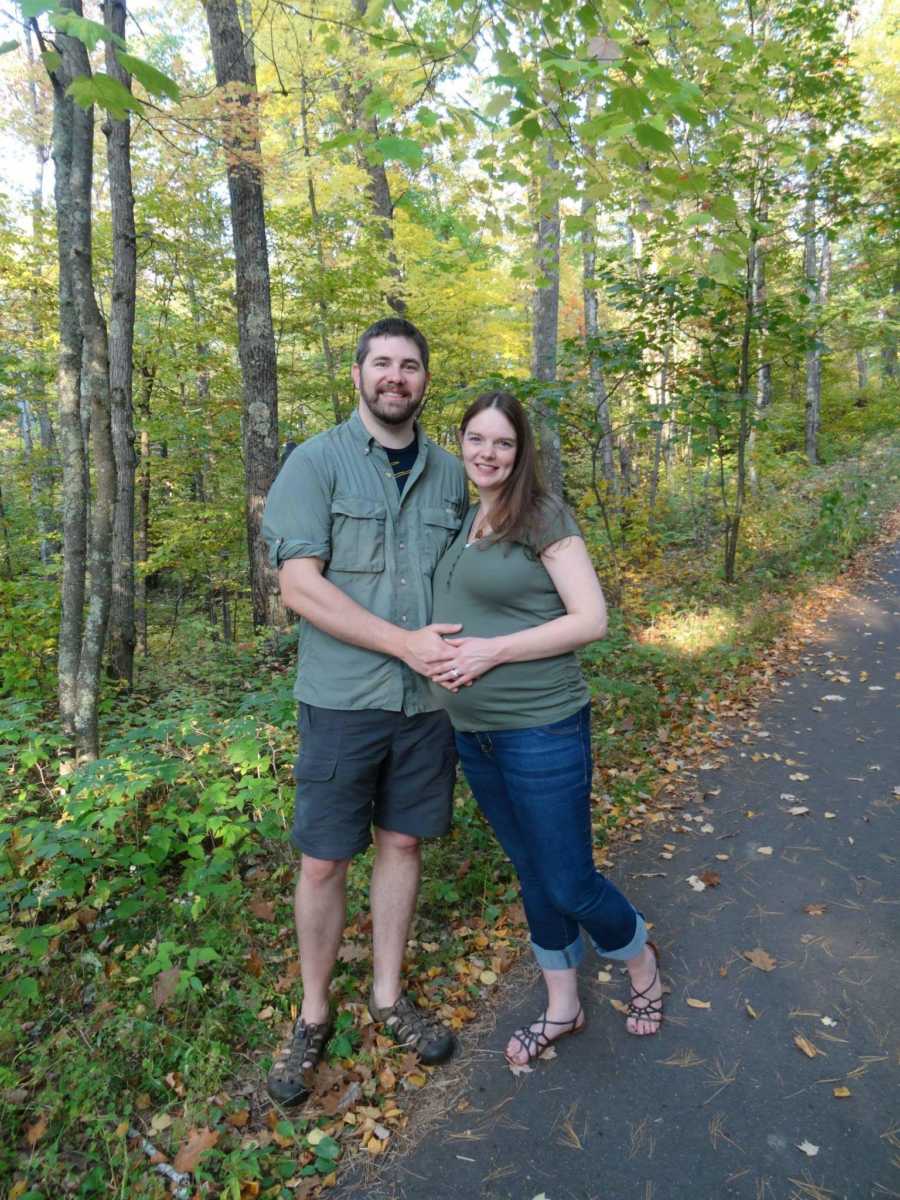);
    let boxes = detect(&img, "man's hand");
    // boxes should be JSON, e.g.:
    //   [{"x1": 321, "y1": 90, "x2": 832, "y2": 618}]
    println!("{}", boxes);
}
[{"x1": 400, "y1": 624, "x2": 461, "y2": 677}]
